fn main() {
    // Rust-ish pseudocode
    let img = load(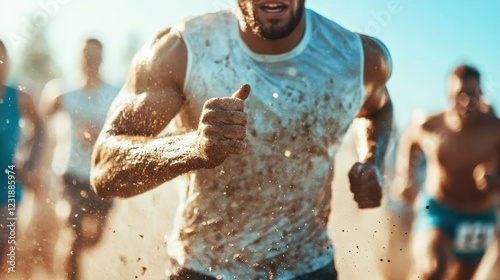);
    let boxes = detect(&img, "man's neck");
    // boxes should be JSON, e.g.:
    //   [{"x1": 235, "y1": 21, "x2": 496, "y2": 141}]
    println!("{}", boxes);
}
[
  {"x1": 83, "y1": 76, "x2": 103, "y2": 91},
  {"x1": 238, "y1": 14, "x2": 306, "y2": 55},
  {"x1": 445, "y1": 110, "x2": 476, "y2": 132}
]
